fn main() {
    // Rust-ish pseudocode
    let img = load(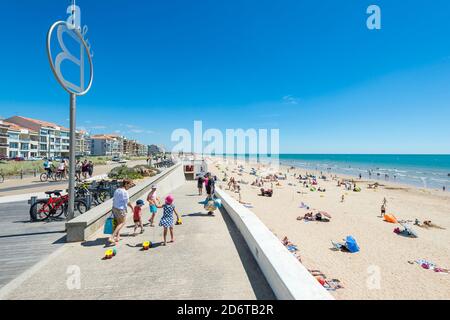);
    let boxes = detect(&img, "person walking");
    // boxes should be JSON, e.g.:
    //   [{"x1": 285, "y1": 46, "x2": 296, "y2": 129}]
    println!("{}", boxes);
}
[
  {"x1": 133, "y1": 199, "x2": 145, "y2": 236},
  {"x1": 88, "y1": 161, "x2": 94, "y2": 178},
  {"x1": 157, "y1": 195, "x2": 180, "y2": 246},
  {"x1": 75, "y1": 160, "x2": 82, "y2": 181},
  {"x1": 197, "y1": 175, "x2": 204, "y2": 196},
  {"x1": 82, "y1": 159, "x2": 89, "y2": 179},
  {"x1": 147, "y1": 185, "x2": 160, "y2": 227},
  {"x1": 109, "y1": 179, "x2": 134, "y2": 245},
  {"x1": 205, "y1": 172, "x2": 215, "y2": 197}
]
